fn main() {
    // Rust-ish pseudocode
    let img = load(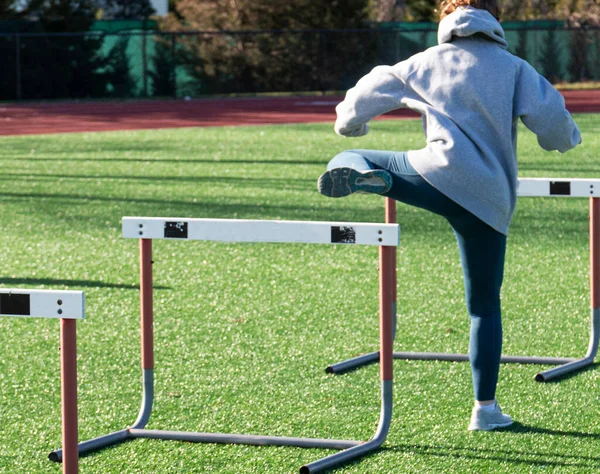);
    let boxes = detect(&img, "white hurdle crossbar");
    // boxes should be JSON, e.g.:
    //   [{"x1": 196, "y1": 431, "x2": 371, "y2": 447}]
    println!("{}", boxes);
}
[
  {"x1": 0, "y1": 289, "x2": 85, "y2": 474},
  {"x1": 327, "y1": 177, "x2": 600, "y2": 382},
  {"x1": 49, "y1": 217, "x2": 400, "y2": 474}
]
